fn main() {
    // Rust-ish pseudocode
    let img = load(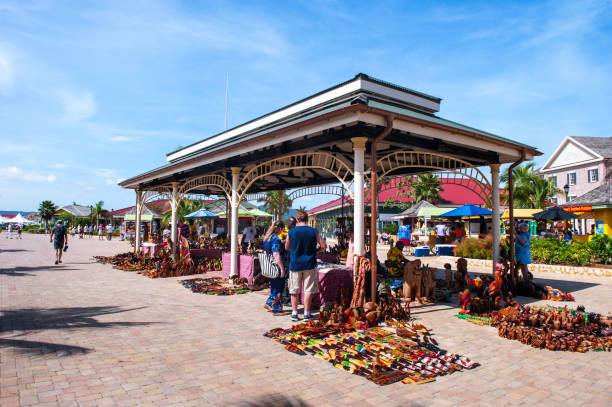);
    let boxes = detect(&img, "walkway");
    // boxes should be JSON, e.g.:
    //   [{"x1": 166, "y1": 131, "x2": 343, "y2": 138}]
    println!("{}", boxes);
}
[{"x1": 1, "y1": 235, "x2": 610, "y2": 406}]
